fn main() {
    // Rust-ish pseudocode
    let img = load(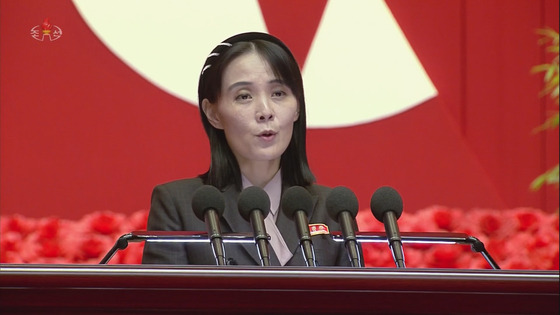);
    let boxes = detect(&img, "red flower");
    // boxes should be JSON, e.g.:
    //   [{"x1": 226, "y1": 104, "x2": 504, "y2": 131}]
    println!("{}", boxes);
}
[
  {"x1": 429, "y1": 207, "x2": 462, "y2": 231},
  {"x1": 1, "y1": 250, "x2": 24, "y2": 263},
  {"x1": 37, "y1": 217, "x2": 61, "y2": 239},
  {"x1": 501, "y1": 256, "x2": 534, "y2": 269},
  {"x1": 484, "y1": 238, "x2": 509, "y2": 262},
  {"x1": 1, "y1": 214, "x2": 36, "y2": 236},
  {"x1": 550, "y1": 212, "x2": 559, "y2": 232},
  {"x1": 551, "y1": 250, "x2": 559, "y2": 270},
  {"x1": 356, "y1": 209, "x2": 384, "y2": 232},
  {"x1": 38, "y1": 238, "x2": 61, "y2": 258},
  {"x1": 477, "y1": 212, "x2": 503, "y2": 237},
  {"x1": 457, "y1": 252, "x2": 489, "y2": 269},
  {"x1": 85, "y1": 211, "x2": 125, "y2": 235},
  {"x1": 129, "y1": 209, "x2": 149, "y2": 231},
  {"x1": 427, "y1": 245, "x2": 462, "y2": 268},
  {"x1": 1, "y1": 231, "x2": 22, "y2": 253},
  {"x1": 516, "y1": 213, "x2": 538, "y2": 231},
  {"x1": 403, "y1": 248, "x2": 426, "y2": 268},
  {"x1": 79, "y1": 235, "x2": 113, "y2": 260},
  {"x1": 111, "y1": 242, "x2": 145, "y2": 264},
  {"x1": 362, "y1": 243, "x2": 394, "y2": 267},
  {"x1": 2, "y1": 206, "x2": 559, "y2": 268}
]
